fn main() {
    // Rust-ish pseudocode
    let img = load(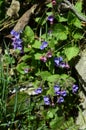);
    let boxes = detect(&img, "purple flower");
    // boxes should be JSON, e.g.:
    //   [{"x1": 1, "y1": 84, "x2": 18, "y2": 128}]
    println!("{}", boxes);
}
[
  {"x1": 57, "y1": 96, "x2": 64, "y2": 103},
  {"x1": 72, "y1": 84, "x2": 78, "y2": 93},
  {"x1": 59, "y1": 62, "x2": 66, "y2": 68},
  {"x1": 12, "y1": 38, "x2": 22, "y2": 44},
  {"x1": 54, "y1": 85, "x2": 61, "y2": 95},
  {"x1": 65, "y1": 63, "x2": 70, "y2": 69},
  {"x1": 40, "y1": 41, "x2": 48, "y2": 50},
  {"x1": 12, "y1": 41, "x2": 22, "y2": 50},
  {"x1": 35, "y1": 87, "x2": 42, "y2": 94},
  {"x1": 56, "y1": 91, "x2": 61, "y2": 96},
  {"x1": 10, "y1": 29, "x2": 23, "y2": 51},
  {"x1": 59, "y1": 62, "x2": 70, "y2": 69},
  {"x1": 60, "y1": 90, "x2": 67, "y2": 97},
  {"x1": 16, "y1": 45, "x2": 22, "y2": 51},
  {"x1": 10, "y1": 30, "x2": 20, "y2": 39},
  {"x1": 54, "y1": 58, "x2": 60, "y2": 66},
  {"x1": 46, "y1": 51, "x2": 52, "y2": 58},
  {"x1": 40, "y1": 56, "x2": 47, "y2": 62},
  {"x1": 43, "y1": 96, "x2": 50, "y2": 105},
  {"x1": 47, "y1": 15, "x2": 54, "y2": 24},
  {"x1": 54, "y1": 57, "x2": 69, "y2": 69},
  {"x1": 54, "y1": 85, "x2": 60, "y2": 92},
  {"x1": 12, "y1": 39, "x2": 22, "y2": 48},
  {"x1": 54, "y1": 57, "x2": 63, "y2": 66},
  {"x1": 52, "y1": 0, "x2": 56, "y2": 5}
]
